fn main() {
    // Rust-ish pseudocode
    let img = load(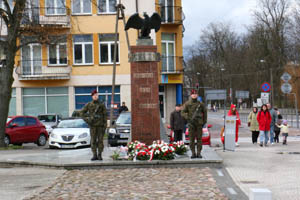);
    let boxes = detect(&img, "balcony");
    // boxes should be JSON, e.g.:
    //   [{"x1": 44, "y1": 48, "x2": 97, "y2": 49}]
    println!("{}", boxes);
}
[
  {"x1": 15, "y1": 60, "x2": 71, "y2": 80},
  {"x1": 160, "y1": 56, "x2": 183, "y2": 74},
  {"x1": 157, "y1": 5, "x2": 183, "y2": 25},
  {"x1": 21, "y1": 7, "x2": 71, "y2": 28}
]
